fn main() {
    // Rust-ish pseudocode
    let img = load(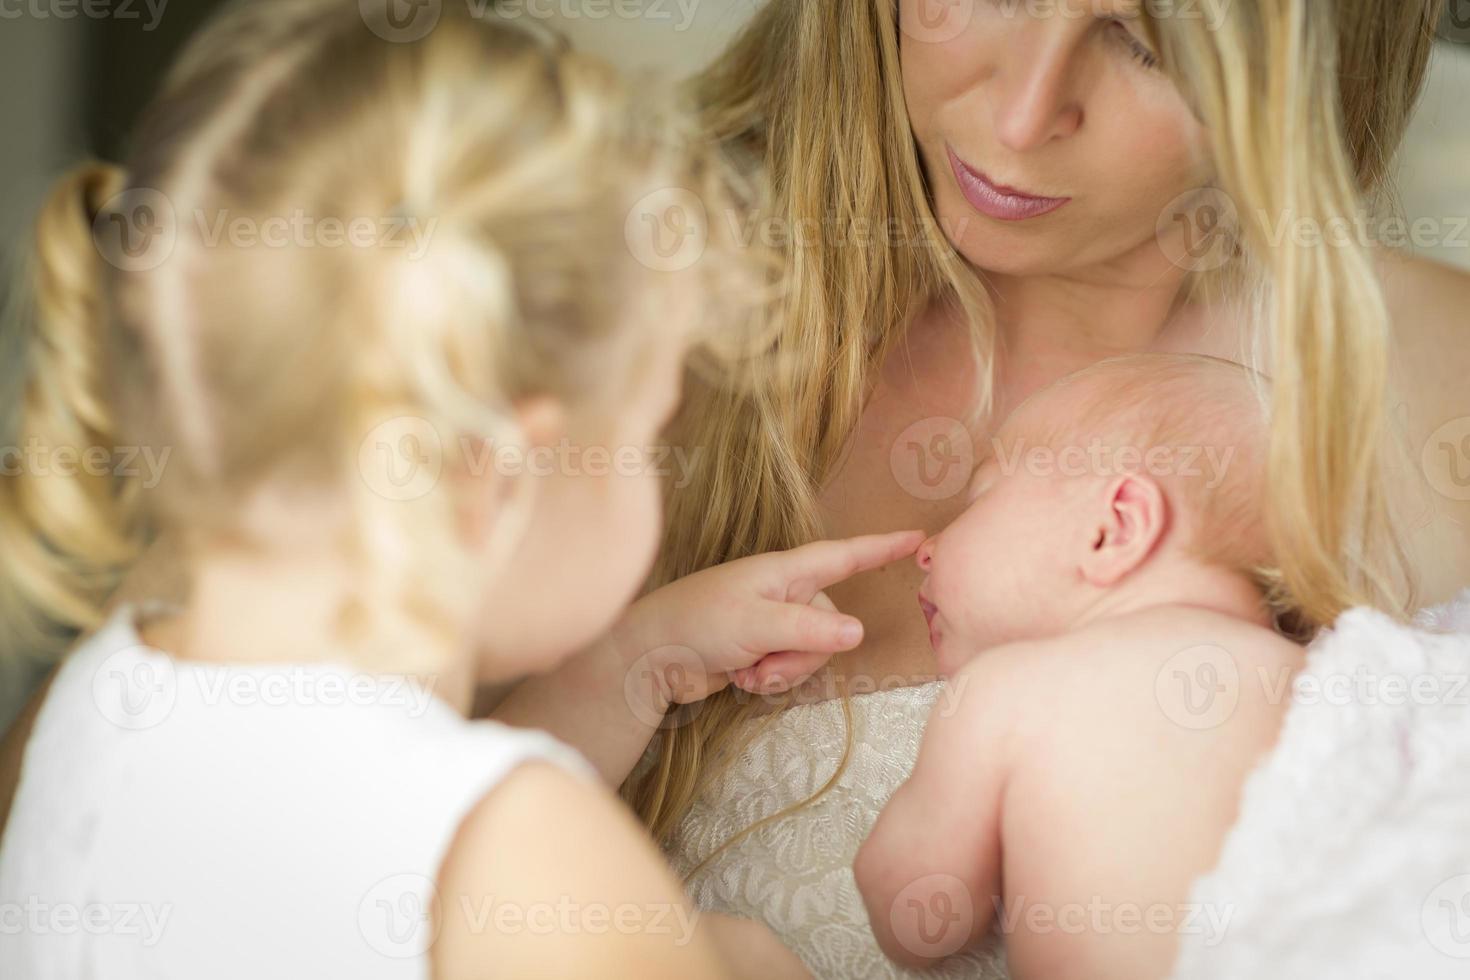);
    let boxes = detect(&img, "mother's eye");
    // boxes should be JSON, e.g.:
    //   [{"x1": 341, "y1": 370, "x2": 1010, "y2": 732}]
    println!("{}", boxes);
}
[{"x1": 1106, "y1": 18, "x2": 1160, "y2": 70}]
